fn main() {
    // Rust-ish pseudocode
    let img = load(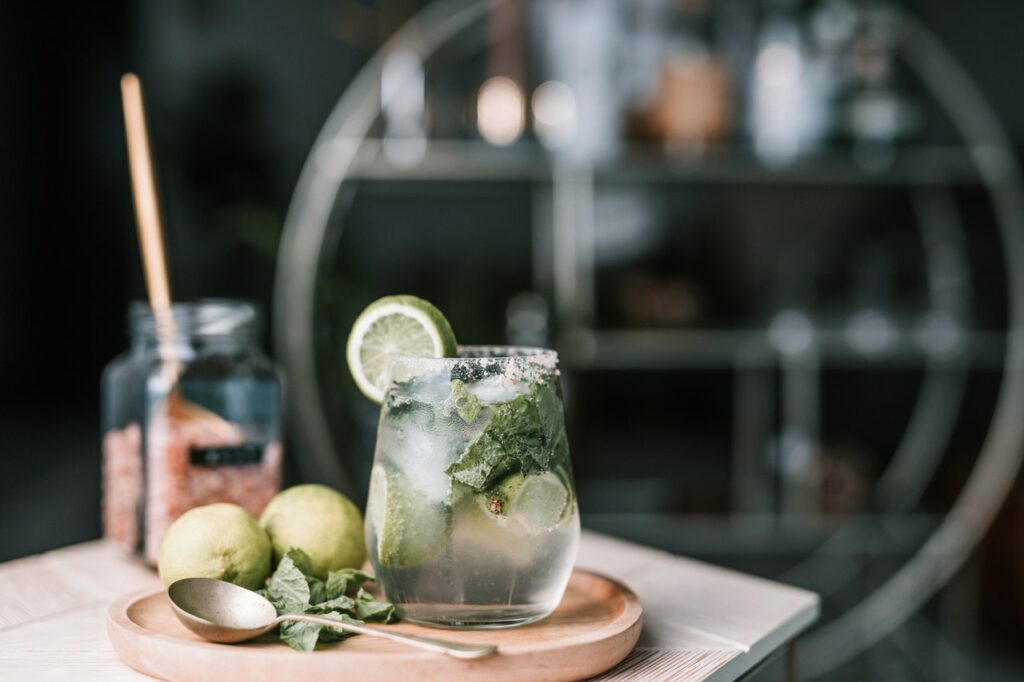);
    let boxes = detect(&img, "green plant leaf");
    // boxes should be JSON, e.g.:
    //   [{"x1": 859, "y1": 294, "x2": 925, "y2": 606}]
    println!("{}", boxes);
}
[
  {"x1": 355, "y1": 588, "x2": 397, "y2": 623},
  {"x1": 280, "y1": 620, "x2": 322, "y2": 652},
  {"x1": 324, "y1": 568, "x2": 375, "y2": 600},
  {"x1": 267, "y1": 550, "x2": 312, "y2": 613}
]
